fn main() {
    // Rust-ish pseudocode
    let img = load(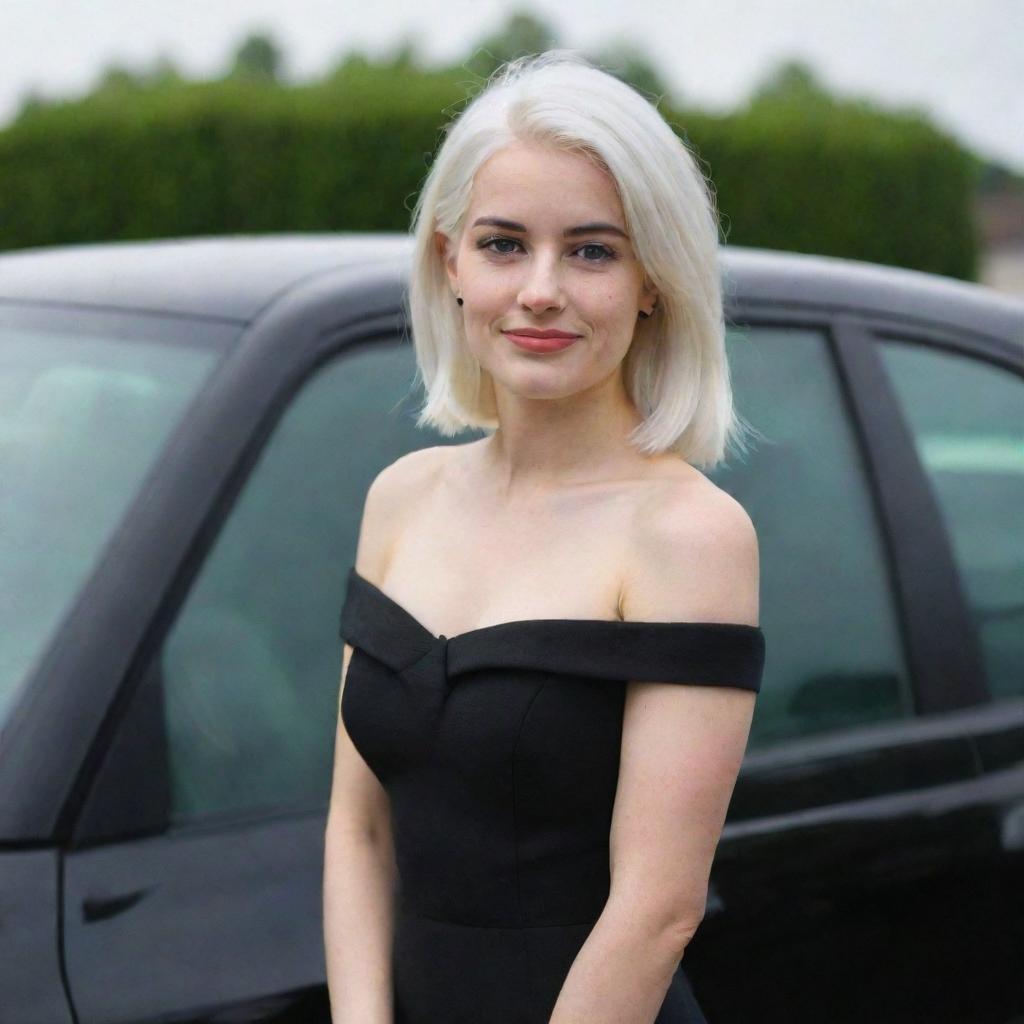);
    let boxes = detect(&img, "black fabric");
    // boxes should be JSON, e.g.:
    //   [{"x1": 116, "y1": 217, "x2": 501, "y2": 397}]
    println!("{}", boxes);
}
[{"x1": 338, "y1": 565, "x2": 766, "y2": 1024}]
